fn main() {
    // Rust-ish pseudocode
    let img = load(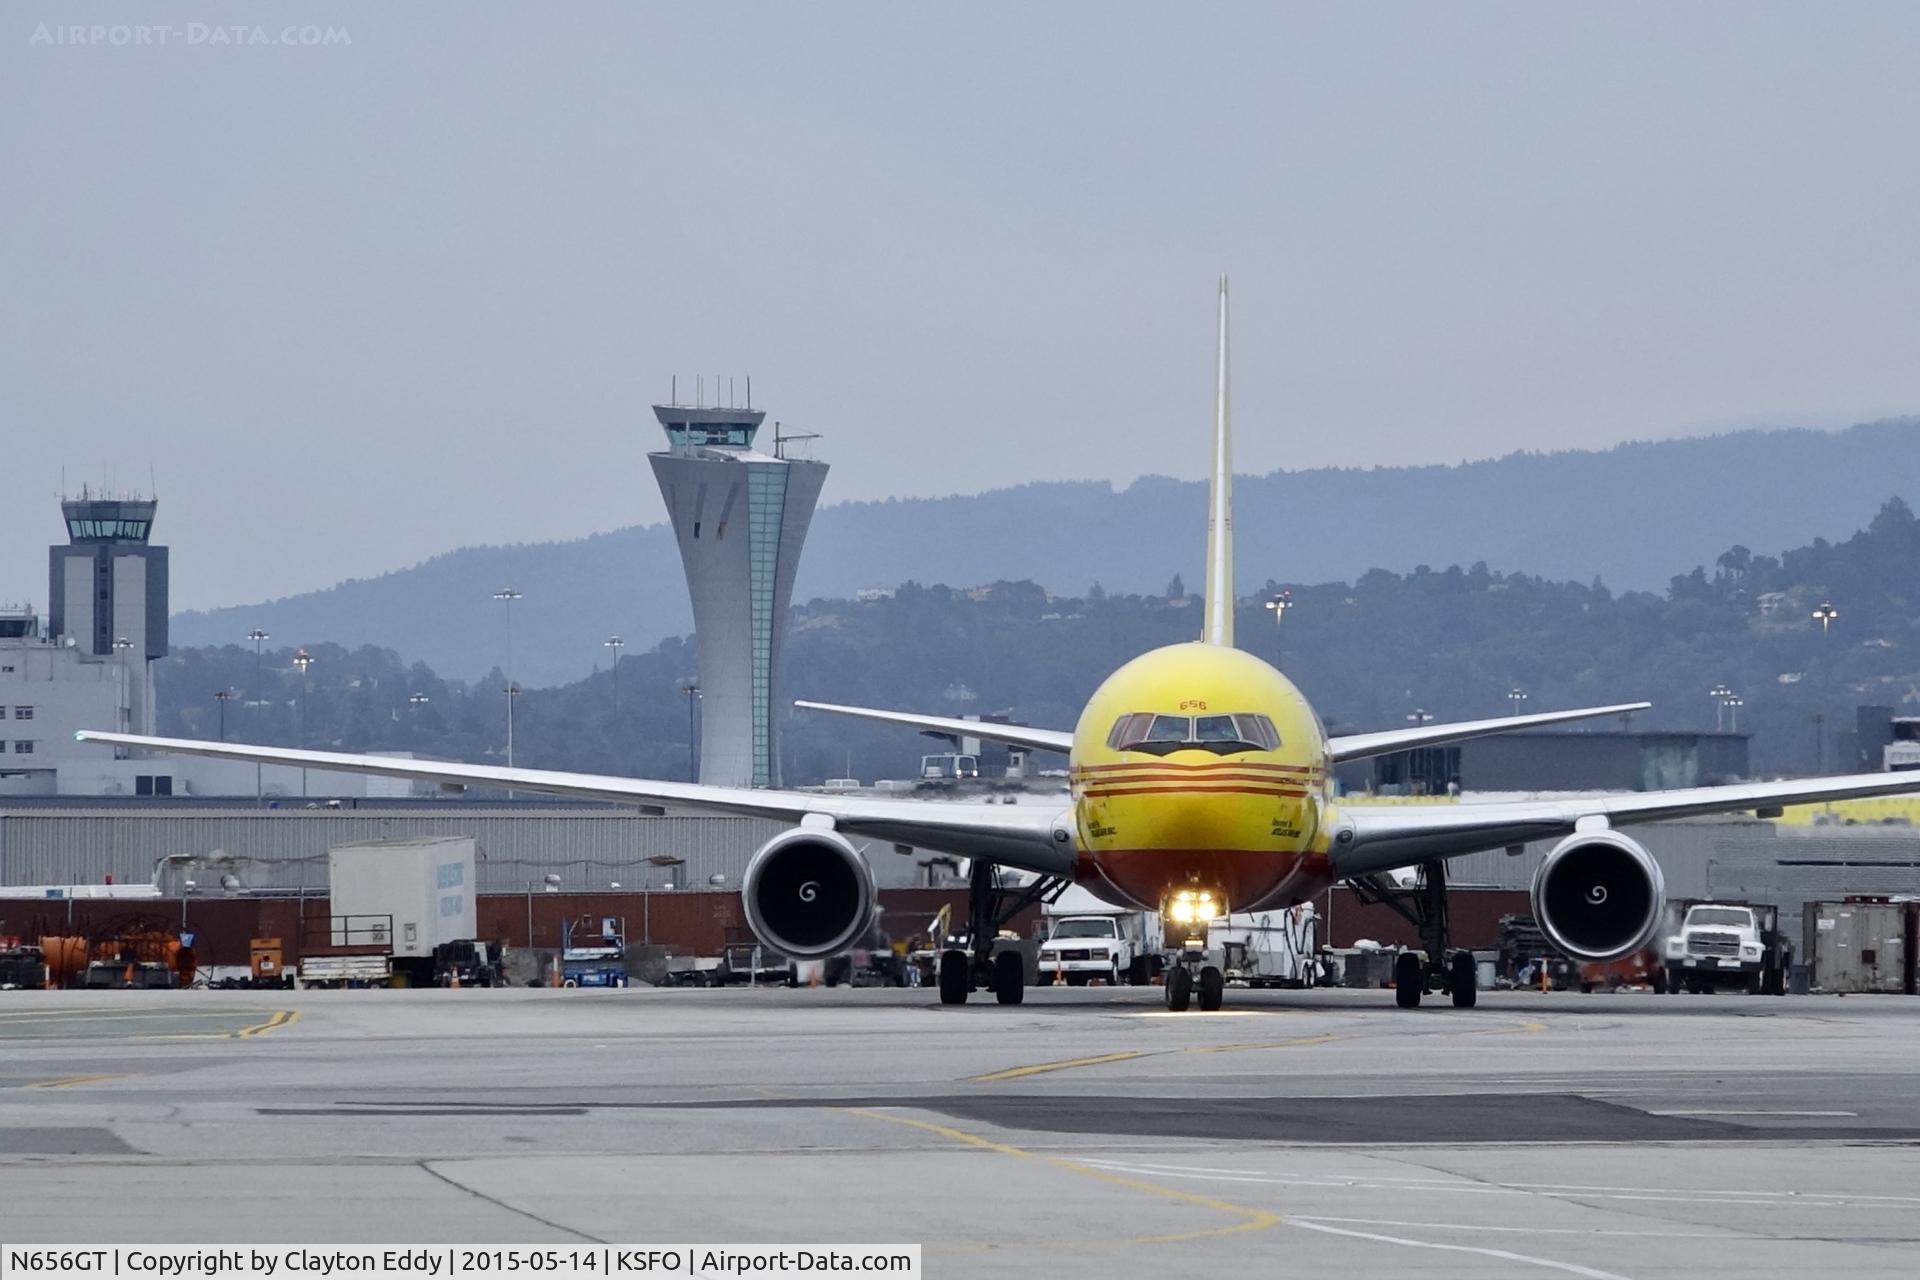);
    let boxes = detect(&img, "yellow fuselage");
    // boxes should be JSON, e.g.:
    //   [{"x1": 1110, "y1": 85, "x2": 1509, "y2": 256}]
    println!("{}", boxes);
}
[{"x1": 1070, "y1": 643, "x2": 1337, "y2": 919}]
